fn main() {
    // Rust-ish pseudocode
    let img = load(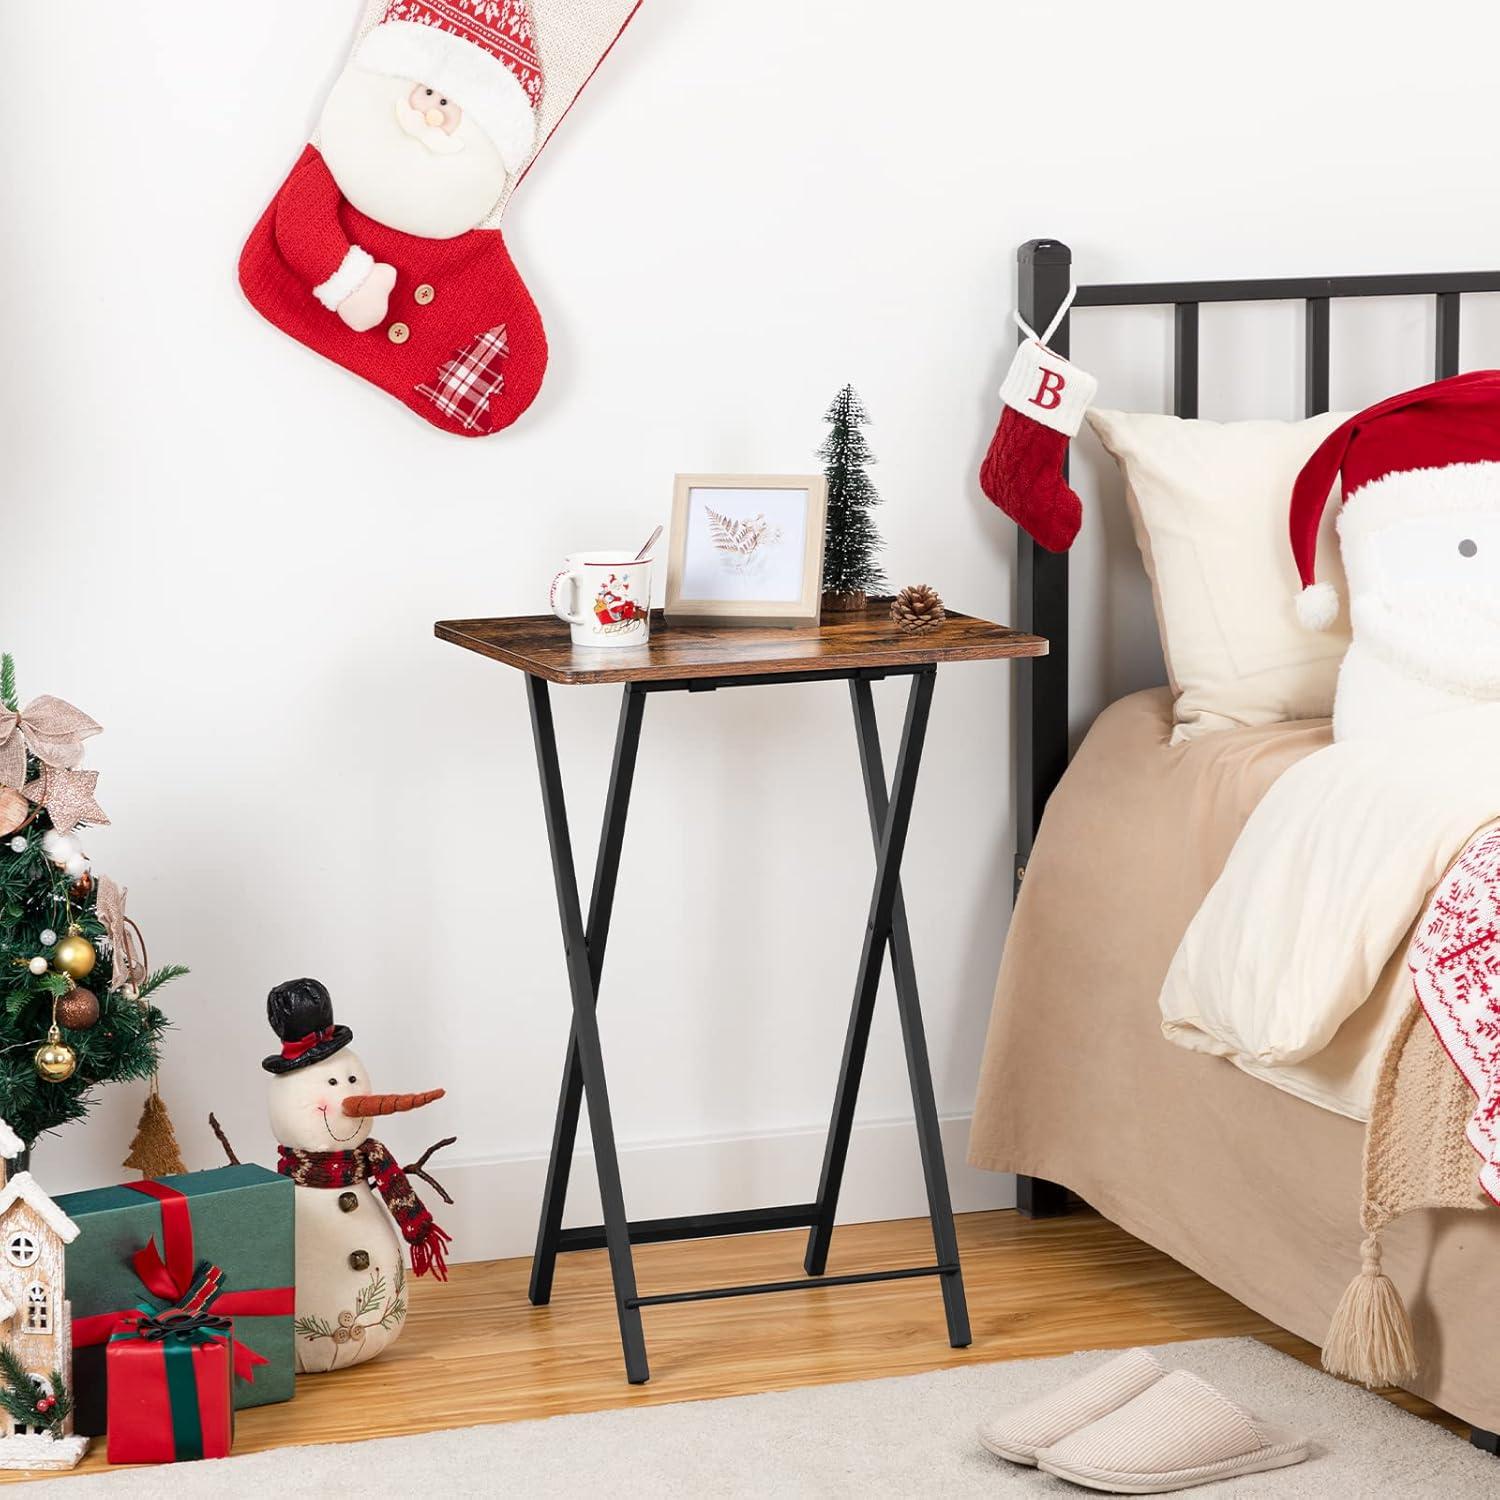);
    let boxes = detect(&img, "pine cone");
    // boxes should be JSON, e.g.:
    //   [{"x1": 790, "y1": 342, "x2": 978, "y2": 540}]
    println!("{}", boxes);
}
[{"x1": 891, "y1": 584, "x2": 946, "y2": 634}]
